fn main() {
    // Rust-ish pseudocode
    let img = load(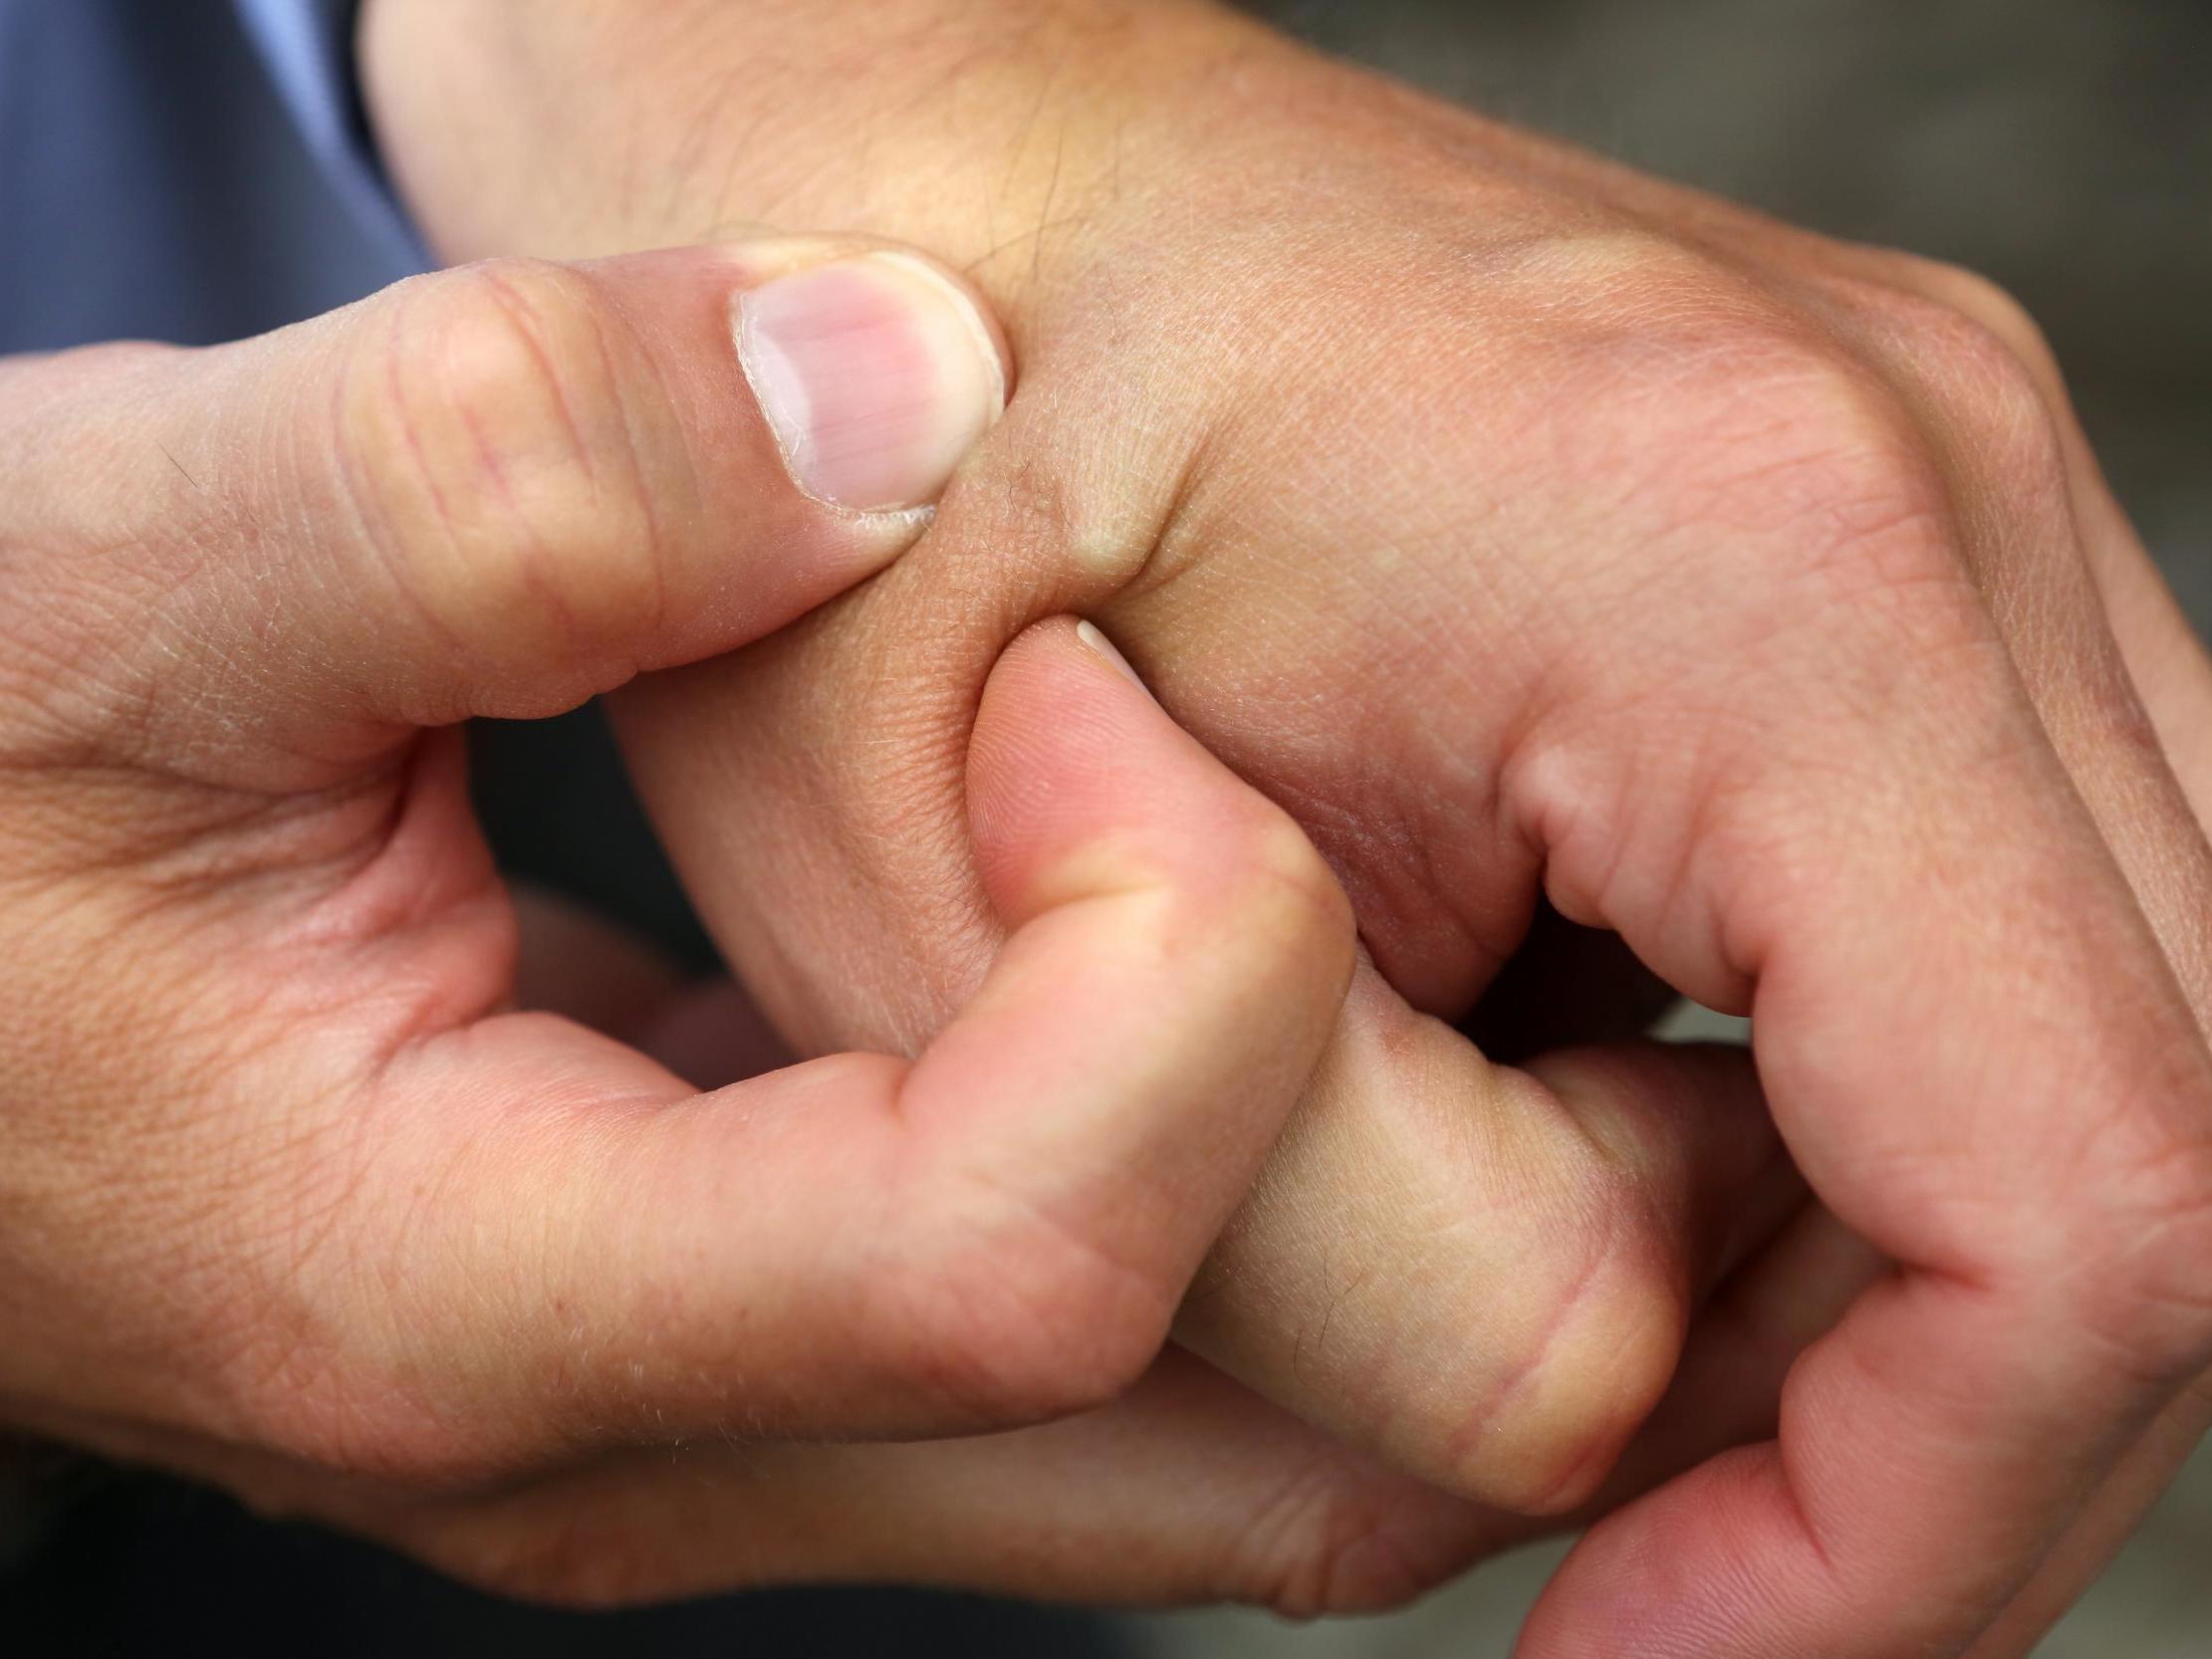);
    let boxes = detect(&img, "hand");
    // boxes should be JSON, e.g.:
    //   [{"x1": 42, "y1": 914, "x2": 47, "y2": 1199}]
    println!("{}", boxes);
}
[
  {"x1": 0, "y1": 234, "x2": 1436, "y2": 1608},
  {"x1": 364, "y1": 1, "x2": 2212, "y2": 1650}
]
